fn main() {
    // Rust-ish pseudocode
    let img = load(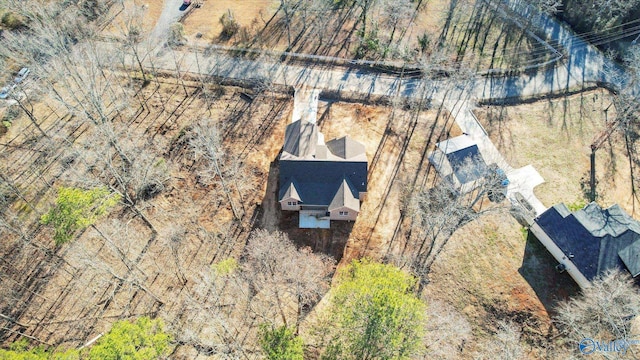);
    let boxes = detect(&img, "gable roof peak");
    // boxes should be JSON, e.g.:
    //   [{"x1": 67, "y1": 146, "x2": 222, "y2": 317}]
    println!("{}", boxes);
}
[
  {"x1": 326, "y1": 136, "x2": 366, "y2": 160},
  {"x1": 328, "y1": 177, "x2": 360, "y2": 211},
  {"x1": 279, "y1": 179, "x2": 302, "y2": 202}
]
